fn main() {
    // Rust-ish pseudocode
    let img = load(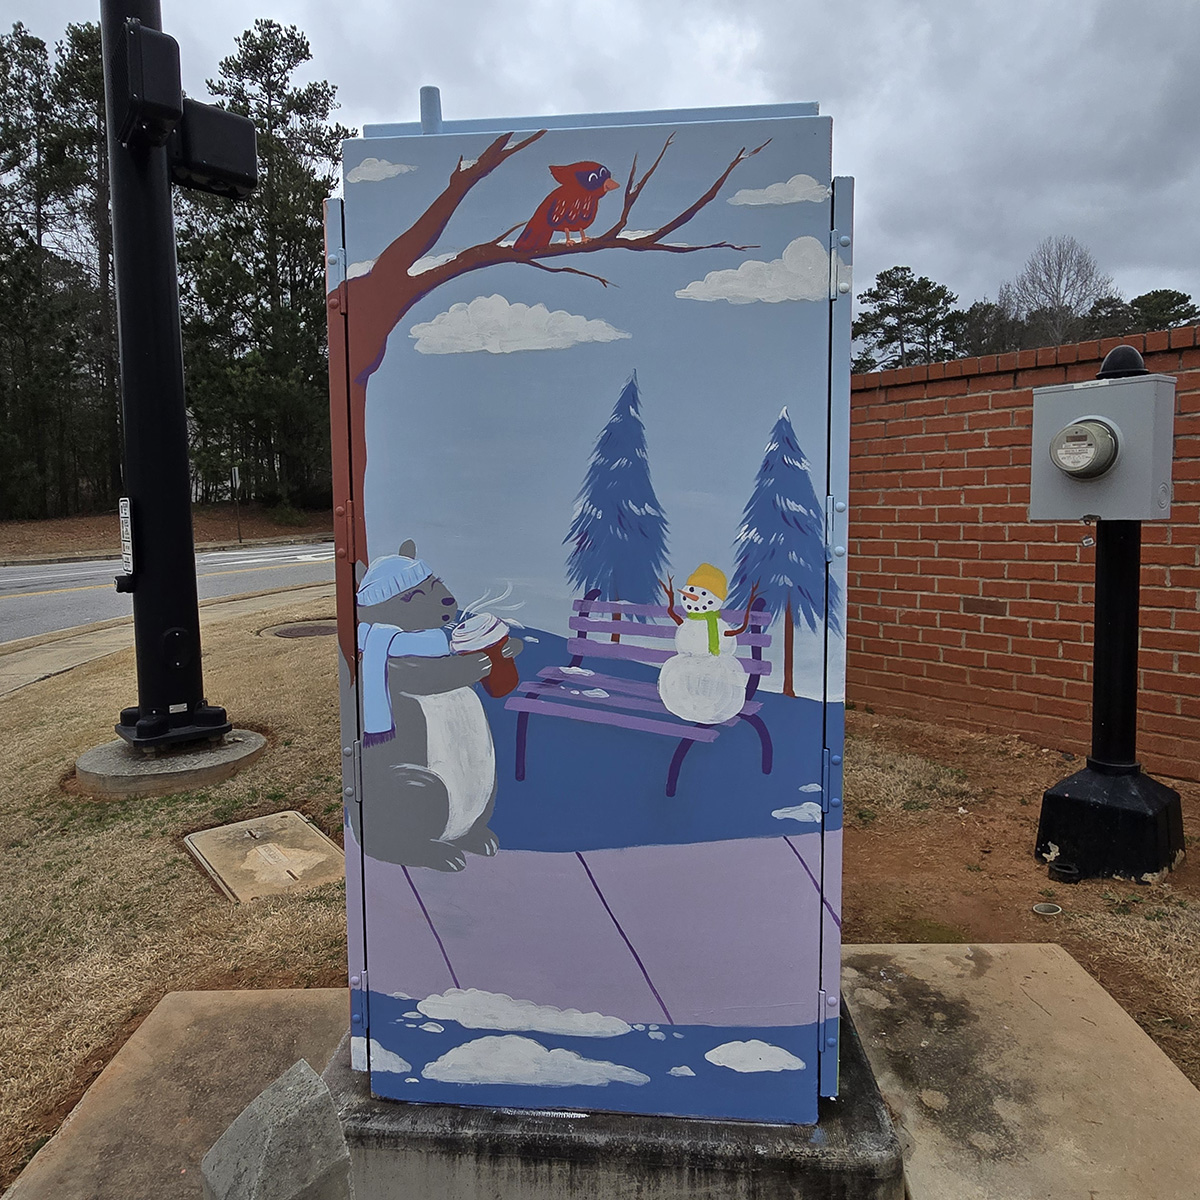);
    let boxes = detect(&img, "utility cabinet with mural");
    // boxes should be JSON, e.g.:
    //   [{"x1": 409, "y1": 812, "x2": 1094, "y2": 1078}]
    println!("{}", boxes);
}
[{"x1": 326, "y1": 97, "x2": 853, "y2": 1126}]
